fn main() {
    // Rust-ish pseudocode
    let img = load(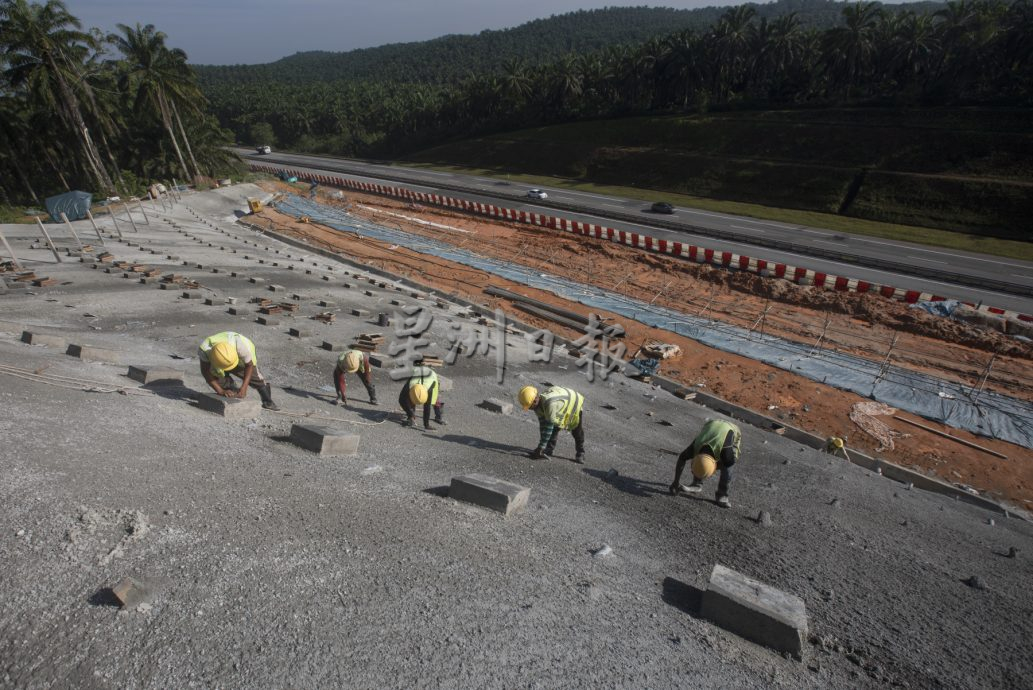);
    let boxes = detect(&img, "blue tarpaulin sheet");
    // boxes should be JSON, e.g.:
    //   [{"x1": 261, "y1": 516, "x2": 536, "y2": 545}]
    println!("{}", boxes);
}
[{"x1": 44, "y1": 190, "x2": 92, "y2": 222}]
